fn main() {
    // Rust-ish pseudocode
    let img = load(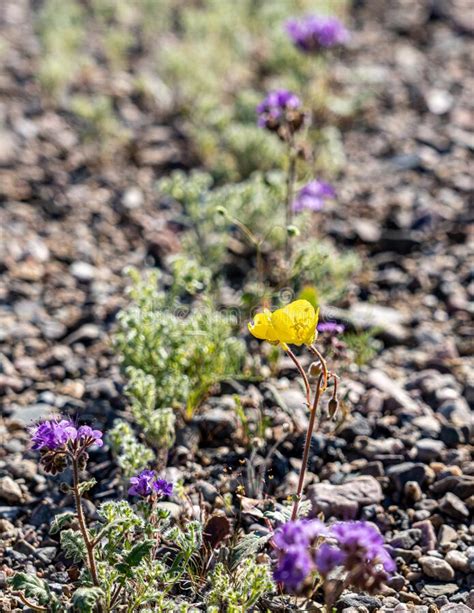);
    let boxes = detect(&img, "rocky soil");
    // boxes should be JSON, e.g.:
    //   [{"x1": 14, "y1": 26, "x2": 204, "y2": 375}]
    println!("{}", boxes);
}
[{"x1": 0, "y1": 0, "x2": 473, "y2": 611}]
